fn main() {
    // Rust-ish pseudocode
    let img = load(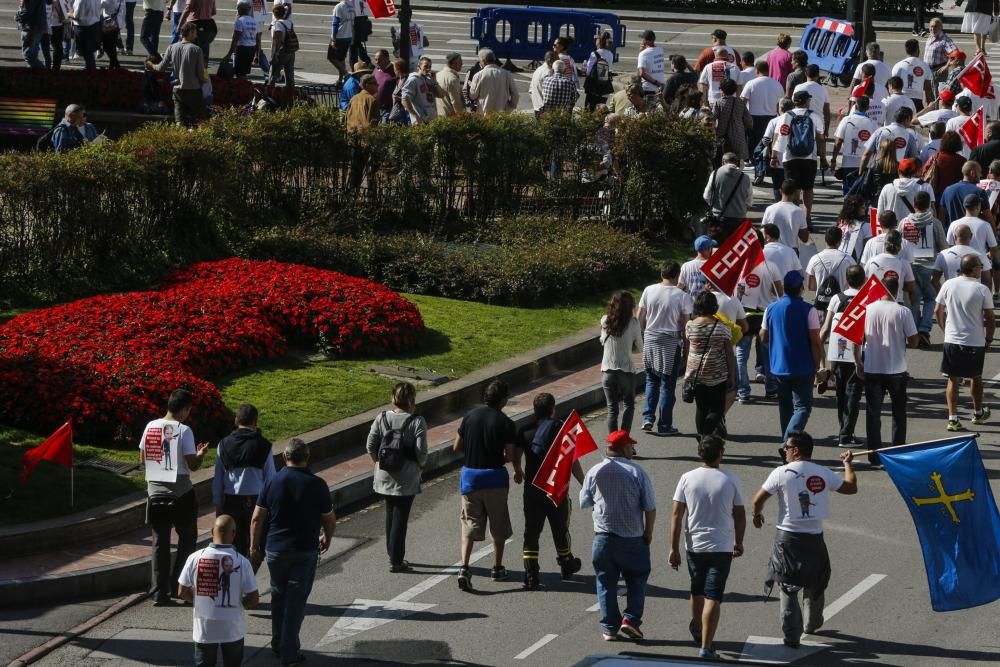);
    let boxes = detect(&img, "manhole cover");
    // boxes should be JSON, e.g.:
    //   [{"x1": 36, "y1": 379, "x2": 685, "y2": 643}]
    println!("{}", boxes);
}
[{"x1": 77, "y1": 457, "x2": 139, "y2": 476}]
